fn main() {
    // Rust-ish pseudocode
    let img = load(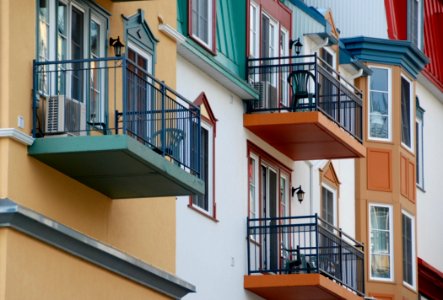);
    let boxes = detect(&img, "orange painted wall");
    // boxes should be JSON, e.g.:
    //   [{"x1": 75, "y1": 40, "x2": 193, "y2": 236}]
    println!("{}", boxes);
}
[
  {"x1": 355, "y1": 64, "x2": 418, "y2": 299},
  {"x1": 0, "y1": 229, "x2": 172, "y2": 300}
]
